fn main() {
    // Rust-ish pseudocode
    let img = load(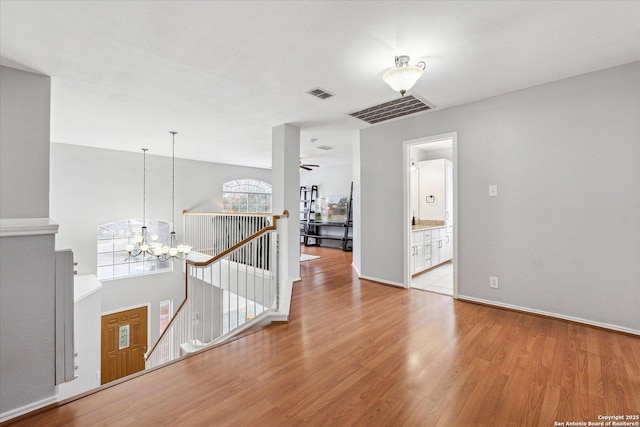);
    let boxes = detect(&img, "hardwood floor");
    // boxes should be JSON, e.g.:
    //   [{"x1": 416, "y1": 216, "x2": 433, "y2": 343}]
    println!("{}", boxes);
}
[{"x1": 10, "y1": 247, "x2": 640, "y2": 426}]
